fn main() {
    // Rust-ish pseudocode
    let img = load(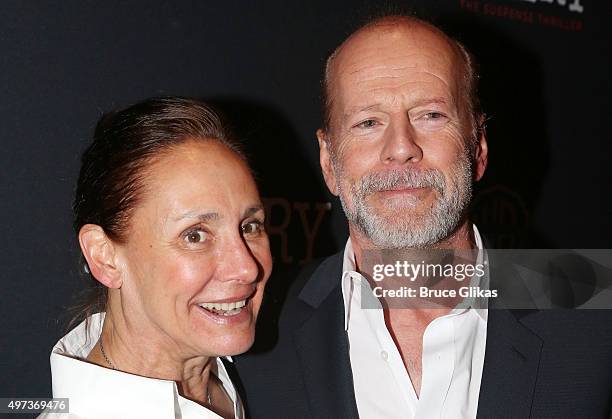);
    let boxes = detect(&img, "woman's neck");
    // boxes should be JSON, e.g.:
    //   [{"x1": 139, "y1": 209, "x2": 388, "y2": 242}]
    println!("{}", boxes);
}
[{"x1": 86, "y1": 308, "x2": 214, "y2": 404}]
